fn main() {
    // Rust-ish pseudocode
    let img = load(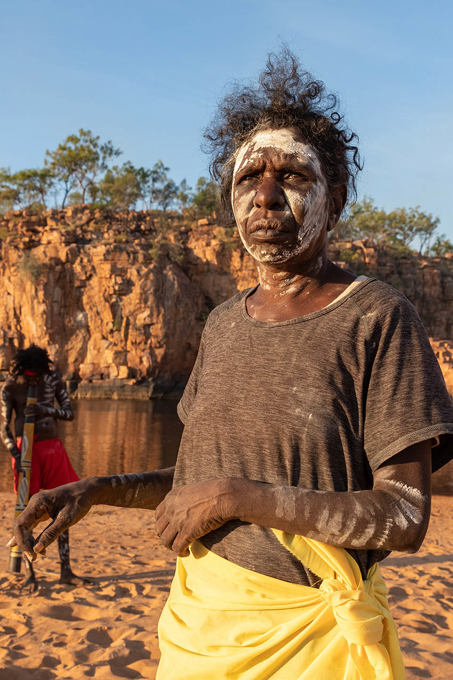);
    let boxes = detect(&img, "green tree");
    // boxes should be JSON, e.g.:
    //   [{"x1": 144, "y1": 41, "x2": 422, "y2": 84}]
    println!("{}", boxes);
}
[
  {"x1": 342, "y1": 198, "x2": 441, "y2": 255},
  {"x1": 430, "y1": 235, "x2": 453, "y2": 257},
  {"x1": 343, "y1": 198, "x2": 393, "y2": 246},
  {"x1": 0, "y1": 168, "x2": 20, "y2": 212},
  {"x1": 149, "y1": 160, "x2": 178, "y2": 212},
  {"x1": 385, "y1": 206, "x2": 439, "y2": 254},
  {"x1": 45, "y1": 129, "x2": 121, "y2": 207},
  {"x1": 12, "y1": 168, "x2": 55, "y2": 209},
  {"x1": 175, "y1": 179, "x2": 193, "y2": 212},
  {"x1": 191, "y1": 176, "x2": 219, "y2": 217},
  {"x1": 98, "y1": 162, "x2": 151, "y2": 209},
  {"x1": 0, "y1": 167, "x2": 55, "y2": 211}
]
